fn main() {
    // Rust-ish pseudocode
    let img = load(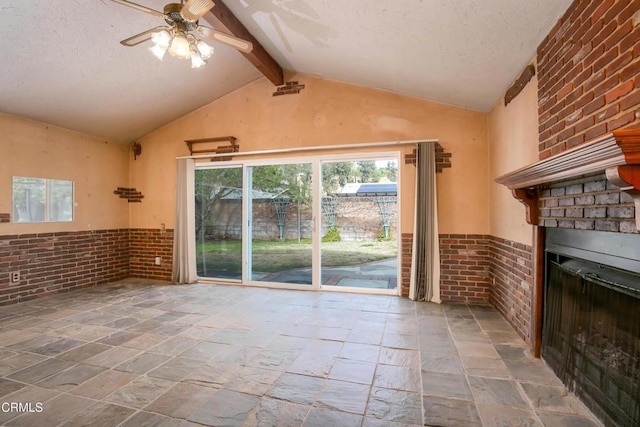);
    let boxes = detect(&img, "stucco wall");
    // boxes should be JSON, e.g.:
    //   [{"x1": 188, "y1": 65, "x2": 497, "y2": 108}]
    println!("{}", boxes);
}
[
  {"x1": 0, "y1": 113, "x2": 130, "y2": 234},
  {"x1": 131, "y1": 74, "x2": 489, "y2": 236},
  {"x1": 487, "y1": 67, "x2": 539, "y2": 245}
]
